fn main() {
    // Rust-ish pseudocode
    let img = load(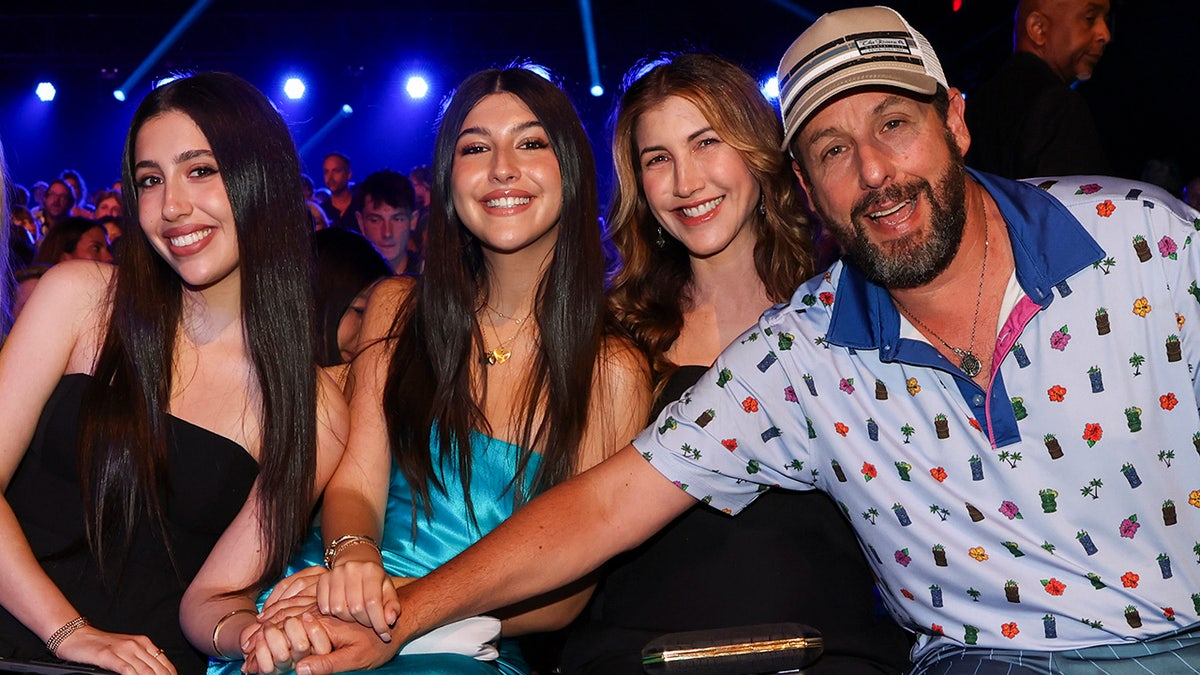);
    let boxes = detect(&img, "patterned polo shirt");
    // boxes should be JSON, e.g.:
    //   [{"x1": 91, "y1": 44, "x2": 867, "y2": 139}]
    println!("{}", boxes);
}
[{"x1": 636, "y1": 171, "x2": 1200, "y2": 659}]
